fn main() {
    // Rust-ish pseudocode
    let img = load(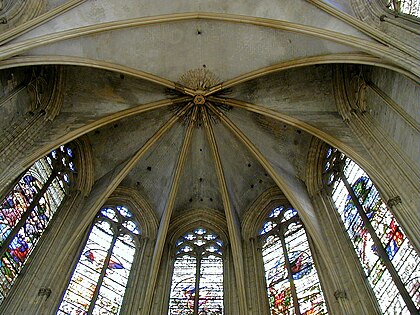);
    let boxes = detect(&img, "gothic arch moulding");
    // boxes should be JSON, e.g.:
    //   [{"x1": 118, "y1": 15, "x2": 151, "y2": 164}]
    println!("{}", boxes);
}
[{"x1": 106, "y1": 186, "x2": 159, "y2": 240}]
